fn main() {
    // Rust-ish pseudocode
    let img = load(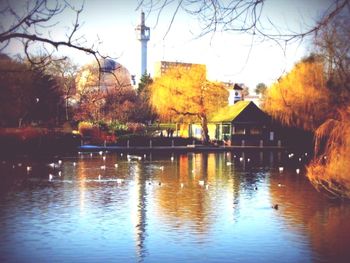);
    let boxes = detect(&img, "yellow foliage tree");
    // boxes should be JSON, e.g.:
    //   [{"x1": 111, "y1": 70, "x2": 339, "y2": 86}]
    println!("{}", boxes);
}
[
  {"x1": 264, "y1": 58, "x2": 330, "y2": 131},
  {"x1": 264, "y1": 56, "x2": 350, "y2": 198},
  {"x1": 150, "y1": 65, "x2": 228, "y2": 143}
]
